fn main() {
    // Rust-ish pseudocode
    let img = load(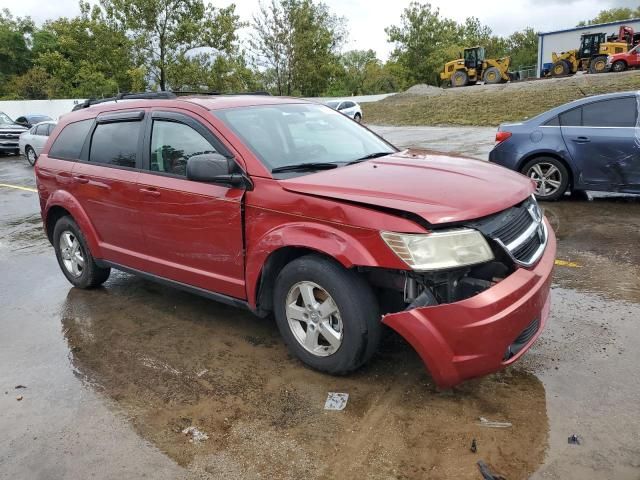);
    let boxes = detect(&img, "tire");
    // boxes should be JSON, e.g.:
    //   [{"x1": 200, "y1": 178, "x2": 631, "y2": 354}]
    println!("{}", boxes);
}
[
  {"x1": 612, "y1": 60, "x2": 626, "y2": 73},
  {"x1": 354, "y1": 113, "x2": 362, "y2": 123},
  {"x1": 451, "y1": 70, "x2": 468, "y2": 87},
  {"x1": 521, "y1": 157, "x2": 569, "y2": 201},
  {"x1": 483, "y1": 66, "x2": 502, "y2": 84},
  {"x1": 551, "y1": 60, "x2": 569, "y2": 76},
  {"x1": 53, "y1": 216, "x2": 111, "y2": 288},
  {"x1": 273, "y1": 254, "x2": 381, "y2": 375},
  {"x1": 25, "y1": 146, "x2": 37, "y2": 166},
  {"x1": 589, "y1": 56, "x2": 607, "y2": 74}
]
